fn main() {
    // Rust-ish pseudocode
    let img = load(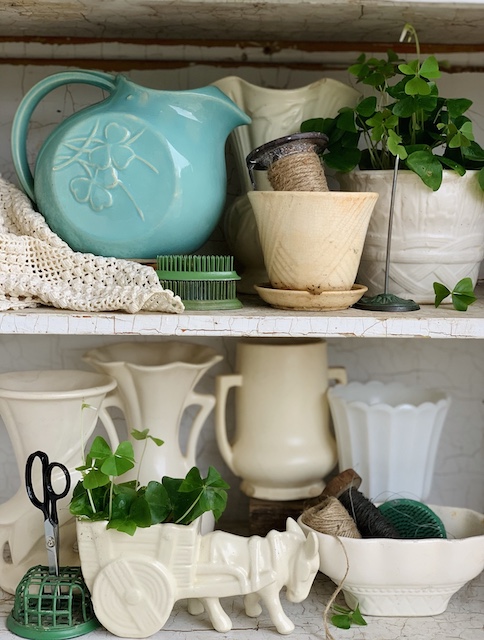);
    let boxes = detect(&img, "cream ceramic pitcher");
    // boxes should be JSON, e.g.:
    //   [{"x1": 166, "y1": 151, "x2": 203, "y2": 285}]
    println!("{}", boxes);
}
[{"x1": 215, "y1": 338, "x2": 346, "y2": 500}]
